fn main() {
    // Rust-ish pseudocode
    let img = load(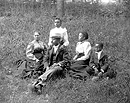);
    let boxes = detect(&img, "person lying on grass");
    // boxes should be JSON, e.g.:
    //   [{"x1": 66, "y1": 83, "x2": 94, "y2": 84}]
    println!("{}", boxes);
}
[{"x1": 32, "y1": 34, "x2": 70, "y2": 94}]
